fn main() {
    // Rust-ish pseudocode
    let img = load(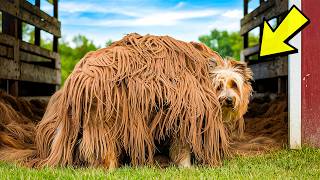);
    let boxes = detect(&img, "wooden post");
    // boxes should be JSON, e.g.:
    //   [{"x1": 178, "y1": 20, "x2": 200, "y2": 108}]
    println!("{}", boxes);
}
[
  {"x1": 242, "y1": 0, "x2": 249, "y2": 62},
  {"x1": 53, "y1": 0, "x2": 60, "y2": 90},
  {"x1": 53, "y1": 0, "x2": 58, "y2": 53},
  {"x1": 34, "y1": 0, "x2": 40, "y2": 46},
  {"x1": 243, "y1": 0, "x2": 249, "y2": 50},
  {"x1": 2, "y1": 4, "x2": 21, "y2": 96},
  {"x1": 259, "y1": 0, "x2": 264, "y2": 43}
]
